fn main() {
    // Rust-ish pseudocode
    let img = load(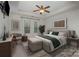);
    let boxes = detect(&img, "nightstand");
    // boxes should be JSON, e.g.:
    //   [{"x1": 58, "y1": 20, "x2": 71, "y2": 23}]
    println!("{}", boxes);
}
[{"x1": 67, "y1": 37, "x2": 79, "y2": 49}]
